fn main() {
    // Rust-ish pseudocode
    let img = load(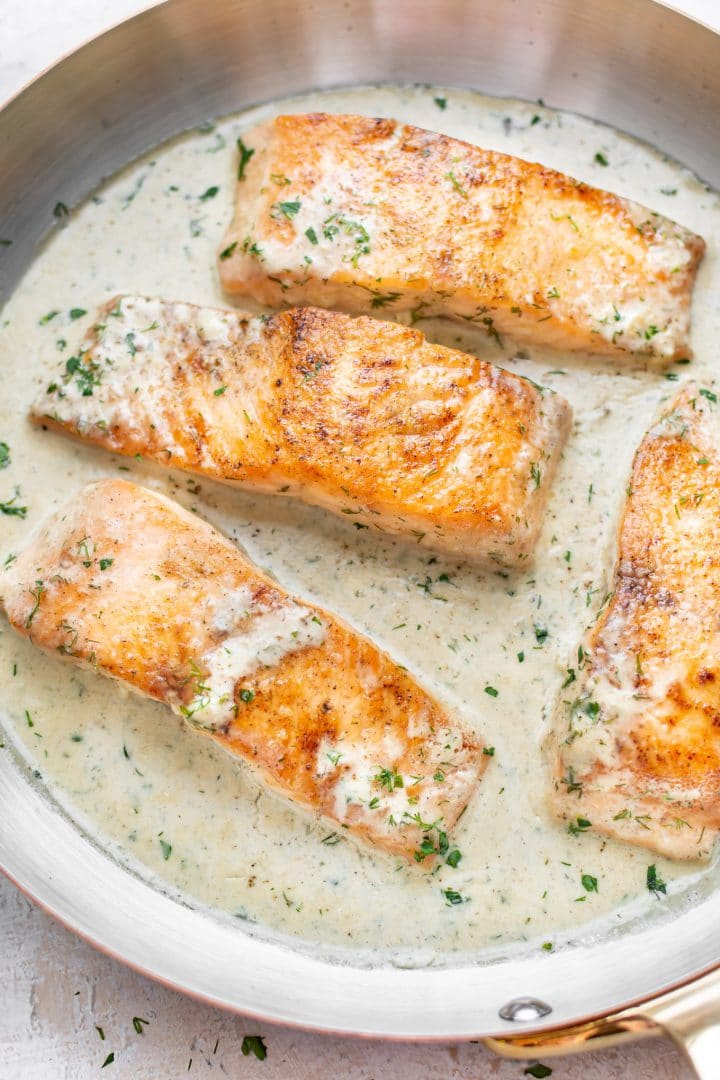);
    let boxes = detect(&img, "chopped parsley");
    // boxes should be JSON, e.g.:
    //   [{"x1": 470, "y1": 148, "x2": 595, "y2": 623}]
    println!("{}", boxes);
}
[
  {"x1": 272, "y1": 199, "x2": 301, "y2": 220},
  {"x1": 482, "y1": 746, "x2": 495, "y2": 756},
  {"x1": 1, "y1": 490, "x2": 28, "y2": 518},
  {"x1": 581, "y1": 873, "x2": 598, "y2": 893},
  {"x1": 567, "y1": 817, "x2": 591, "y2": 836},
  {"x1": 441, "y1": 887, "x2": 466, "y2": 906},
  {"x1": 370, "y1": 292, "x2": 402, "y2": 309},
  {"x1": 647, "y1": 864, "x2": 667, "y2": 896},
  {"x1": 594, "y1": 152, "x2": 609, "y2": 166},
  {"x1": 445, "y1": 849, "x2": 462, "y2": 868},
  {"x1": 241, "y1": 1035, "x2": 267, "y2": 1061},
  {"x1": 239, "y1": 688, "x2": 255, "y2": 703},
  {"x1": 132, "y1": 1017, "x2": 149, "y2": 1035},
  {"x1": 433, "y1": 96, "x2": 447, "y2": 110},
  {"x1": 214, "y1": 385, "x2": 227, "y2": 396},
  {"x1": 484, "y1": 686, "x2": 498, "y2": 698},
  {"x1": 374, "y1": 766, "x2": 403, "y2": 791},
  {"x1": 530, "y1": 462, "x2": 542, "y2": 488},
  {"x1": 159, "y1": 837, "x2": 172, "y2": 861},
  {"x1": 69, "y1": 307, "x2": 87, "y2": 320},
  {"x1": 64, "y1": 353, "x2": 102, "y2": 396},
  {"x1": 199, "y1": 185, "x2": 219, "y2": 200},
  {"x1": 524, "y1": 1066, "x2": 552, "y2": 1079},
  {"x1": 305, "y1": 226, "x2": 318, "y2": 245},
  {"x1": 700, "y1": 388, "x2": 717, "y2": 404},
  {"x1": 446, "y1": 170, "x2": 469, "y2": 199},
  {"x1": 562, "y1": 767, "x2": 583, "y2": 796},
  {"x1": 322, "y1": 213, "x2": 371, "y2": 265},
  {"x1": 219, "y1": 241, "x2": 238, "y2": 260},
  {"x1": 99, "y1": 558, "x2": 114, "y2": 571},
  {"x1": 242, "y1": 237, "x2": 263, "y2": 259},
  {"x1": 236, "y1": 137, "x2": 255, "y2": 180},
  {"x1": 0, "y1": 442, "x2": 10, "y2": 470}
]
